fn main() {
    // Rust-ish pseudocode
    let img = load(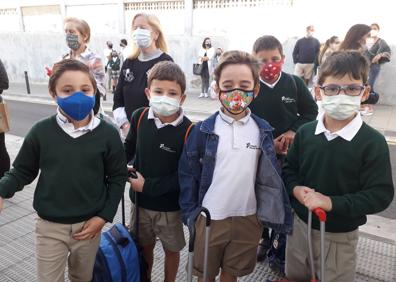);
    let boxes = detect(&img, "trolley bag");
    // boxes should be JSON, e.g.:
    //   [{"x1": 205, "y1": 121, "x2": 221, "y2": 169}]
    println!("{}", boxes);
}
[
  {"x1": 91, "y1": 193, "x2": 140, "y2": 282},
  {"x1": 268, "y1": 208, "x2": 327, "y2": 282},
  {"x1": 187, "y1": 207, "x2": 211, "y2": 282}
]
